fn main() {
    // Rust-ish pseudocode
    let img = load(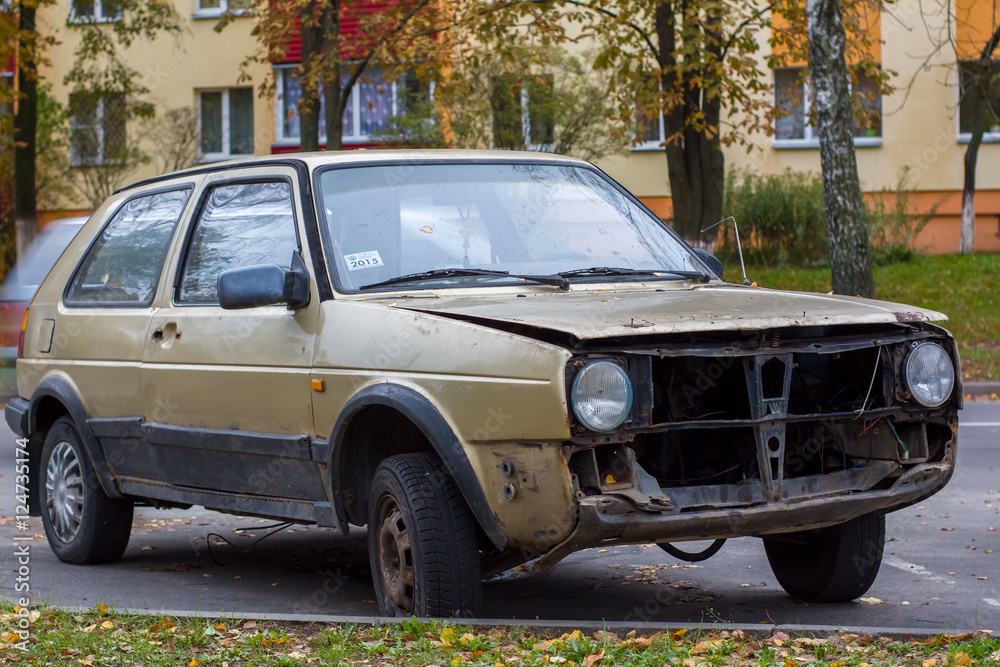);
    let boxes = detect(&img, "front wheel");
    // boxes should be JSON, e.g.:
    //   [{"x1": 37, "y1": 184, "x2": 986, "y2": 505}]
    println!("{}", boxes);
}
[
  {"x1": 368, "y1": 453, "x2": 482, "y2": 617},
  {"x1": 39, "y1": 417, "x2": 134, "y2": 564},
  {"x1": 763, "y1": 512, "x2": 885, "y2": 603}
]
